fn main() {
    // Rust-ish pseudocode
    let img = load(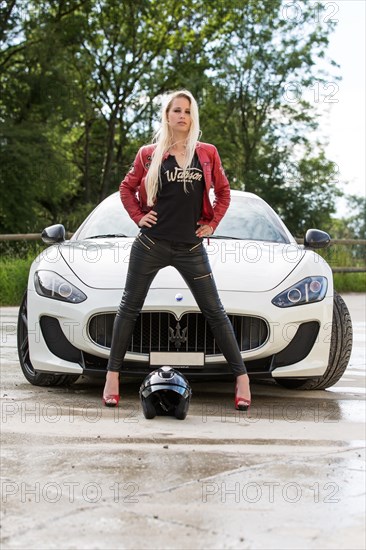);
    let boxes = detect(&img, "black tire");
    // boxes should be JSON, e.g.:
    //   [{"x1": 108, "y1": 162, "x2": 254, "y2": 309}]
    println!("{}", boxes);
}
[
  {"x1": 276, "y1": 291, "x2": 353, "y2": 390},
  {"x1": 17, "y1": 291, "x2": 80, "y2": 387}
]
